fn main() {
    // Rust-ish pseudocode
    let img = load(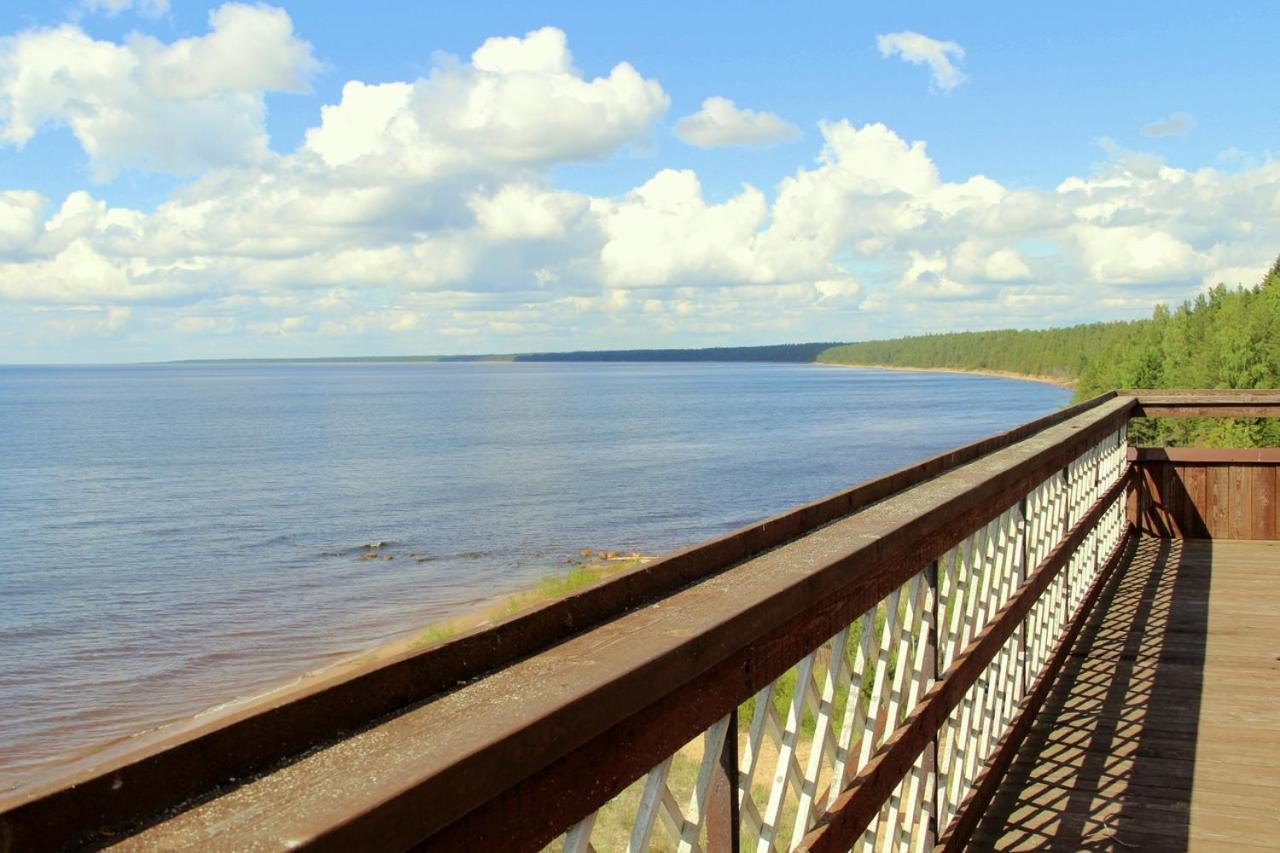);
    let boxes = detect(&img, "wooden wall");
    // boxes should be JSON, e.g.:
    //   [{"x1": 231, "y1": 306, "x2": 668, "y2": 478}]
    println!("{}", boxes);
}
[{"x1": 1129, "y1": 448, "x2": 1280, "y2": 539}]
